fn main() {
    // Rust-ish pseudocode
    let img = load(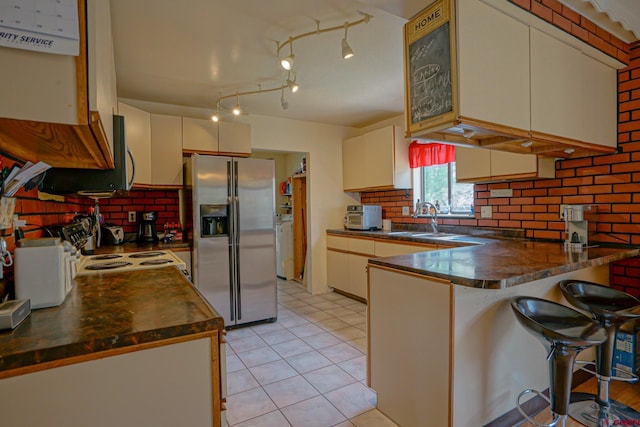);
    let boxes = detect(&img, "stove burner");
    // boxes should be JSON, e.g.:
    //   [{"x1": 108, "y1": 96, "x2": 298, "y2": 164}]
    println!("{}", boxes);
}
[
  {"x1": 128, "y1": 251, "x2": 166, "y2": 259},
  {"x1": 140, "y1": 259, "x2": 174, "y2": 266},
  {"x1": 85, "y1": 261, "x2": 133, "y2": 270},
  {"x1": 90, "y1": 254, "x2": 123, "y2": 260}
]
